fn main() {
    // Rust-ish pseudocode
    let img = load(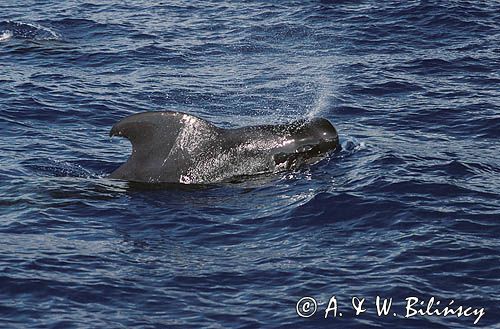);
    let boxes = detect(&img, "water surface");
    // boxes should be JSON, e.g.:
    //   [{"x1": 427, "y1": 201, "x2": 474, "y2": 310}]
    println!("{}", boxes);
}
[{"x1": 1, "y1": 1, "x2": 499, "y2": 328}]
